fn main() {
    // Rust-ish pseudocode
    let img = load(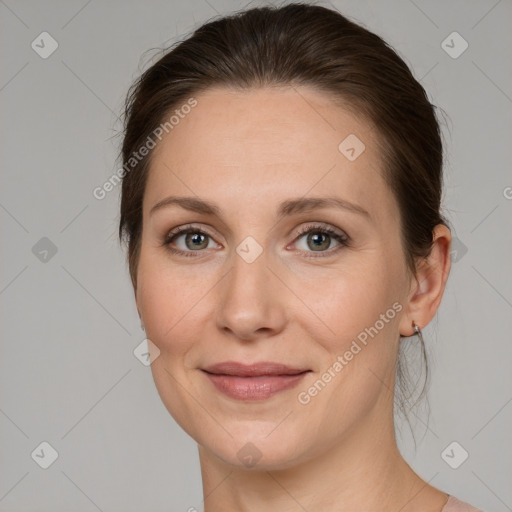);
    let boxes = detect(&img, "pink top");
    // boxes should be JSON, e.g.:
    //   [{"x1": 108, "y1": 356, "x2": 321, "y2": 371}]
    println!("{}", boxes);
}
[{"x1": 442, "y1": 495, "x2": 483, "y2": 511}]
